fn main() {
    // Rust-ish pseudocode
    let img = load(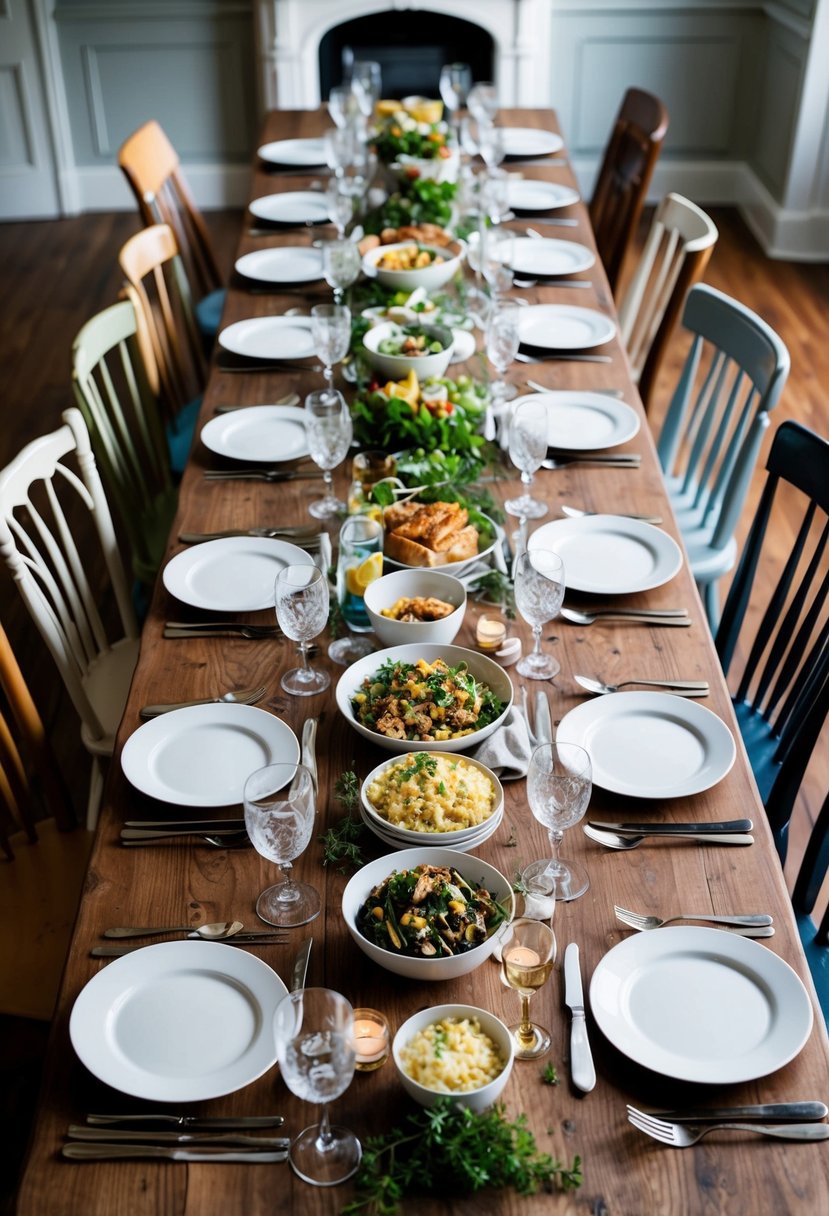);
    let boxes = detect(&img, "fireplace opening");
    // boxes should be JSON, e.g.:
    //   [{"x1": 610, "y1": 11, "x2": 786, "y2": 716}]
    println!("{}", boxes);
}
[{"x1": 319, "y1": 11, "x2": 494, "y2": 101}]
